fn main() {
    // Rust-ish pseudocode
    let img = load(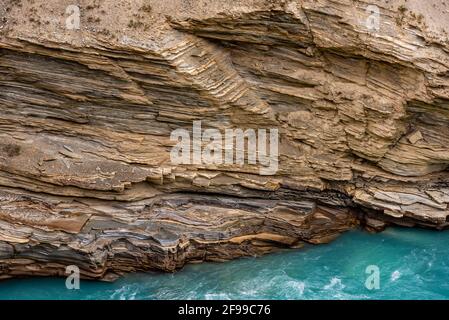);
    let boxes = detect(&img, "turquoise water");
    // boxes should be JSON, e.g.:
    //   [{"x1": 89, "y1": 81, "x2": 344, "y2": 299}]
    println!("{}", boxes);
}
[{"x1": 1, "y1": 227, "x2": 449, "y2": 300}]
